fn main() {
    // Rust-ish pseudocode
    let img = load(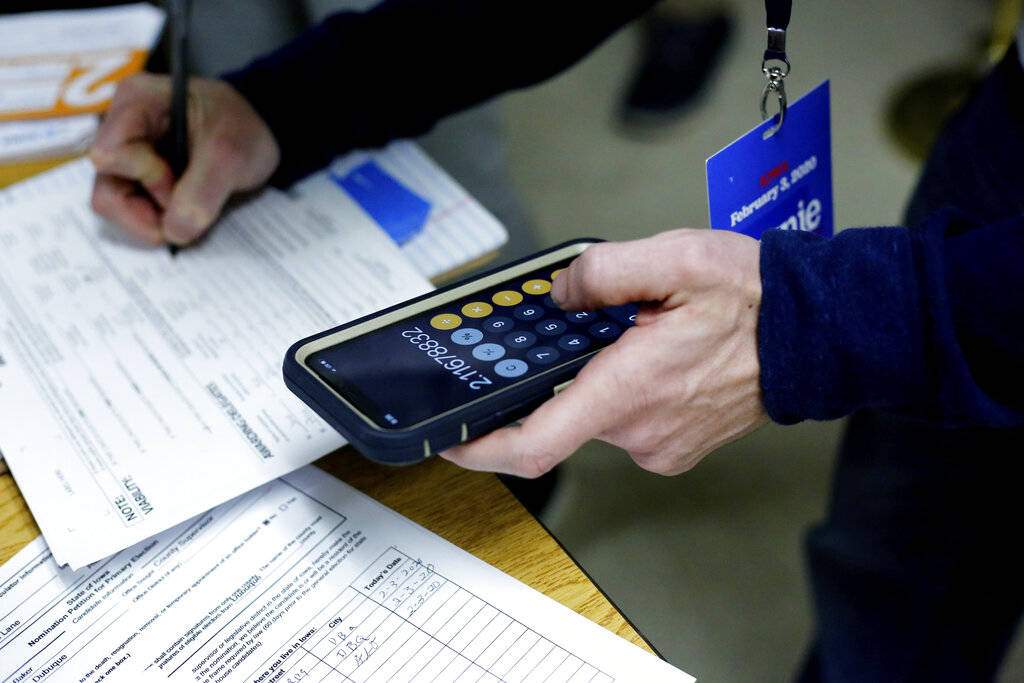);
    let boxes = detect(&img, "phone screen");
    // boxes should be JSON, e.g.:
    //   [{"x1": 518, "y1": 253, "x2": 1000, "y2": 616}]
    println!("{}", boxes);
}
[{"x1": 306, "y1": 257, "x2": 637, "y2": 429}]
